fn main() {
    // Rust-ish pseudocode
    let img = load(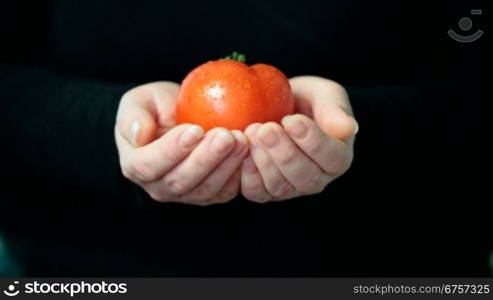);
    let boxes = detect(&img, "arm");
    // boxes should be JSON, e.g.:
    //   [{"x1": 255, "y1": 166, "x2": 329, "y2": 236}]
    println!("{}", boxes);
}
[{"x1": 0, "y1": 63, "x2": 142, "y2": 211}]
